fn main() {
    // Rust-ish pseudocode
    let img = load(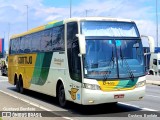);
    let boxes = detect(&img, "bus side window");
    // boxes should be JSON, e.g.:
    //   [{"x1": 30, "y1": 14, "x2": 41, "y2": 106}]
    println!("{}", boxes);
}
[
  {"x1": 153, "y1": 59, "x2": 157, "y2": 65},
  {"x1": 9, "y1": 40, "x2": 13, "y2": 54},
  {"x1": 12, "y1": 39, "x2": 16, "y2": 54},
  {"x1": 67, "y1": 22, "x2": 82, "y2": 82},
  {"x1": 52, "y1": 25, "x2": 64, "y2": 51},
  {"x1": 32, "y1": 33, "x2": 41, "y2": 52},
  {"x1": 41, "y1": 29, "x2": 52, "y2": 52},
  {"x1": 24, "y1": 35, "x2": 31, "y2": 53},
  {"x1": 16, "y1": 38, "x2": 20, "y2": 54},
  {"x1": 19, "y1": 37, "x2": 25, "y2": 53}
]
